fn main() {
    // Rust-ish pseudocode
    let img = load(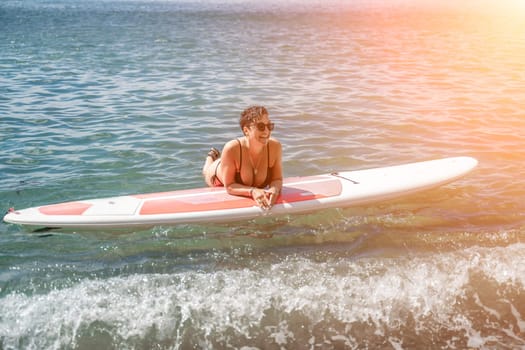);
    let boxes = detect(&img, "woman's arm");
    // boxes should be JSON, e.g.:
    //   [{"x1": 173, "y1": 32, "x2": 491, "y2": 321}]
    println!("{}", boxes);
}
[
  {"x1": 266, "y1": 139, "x2": 283, "y2": 207},
  {"x1": 220, "y1": 140, "x2": 252, "y2": 197}
]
